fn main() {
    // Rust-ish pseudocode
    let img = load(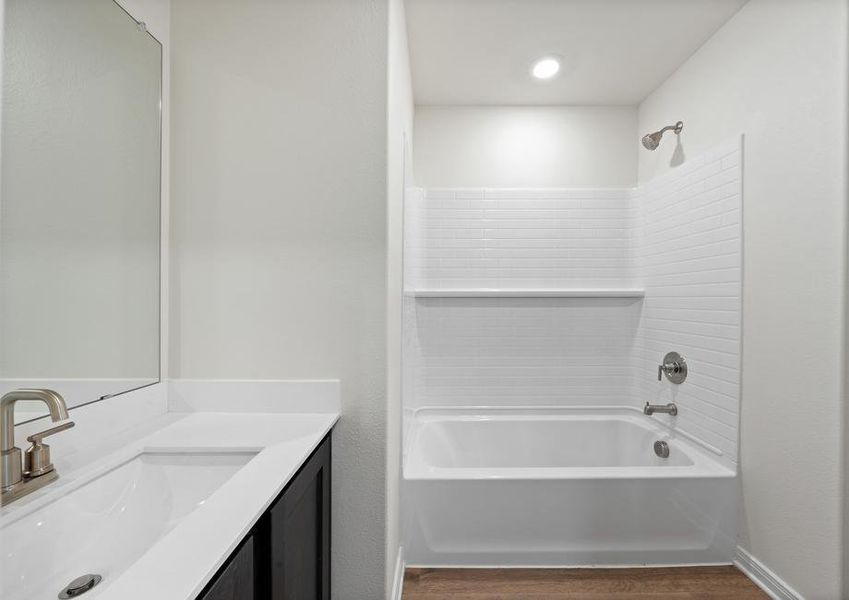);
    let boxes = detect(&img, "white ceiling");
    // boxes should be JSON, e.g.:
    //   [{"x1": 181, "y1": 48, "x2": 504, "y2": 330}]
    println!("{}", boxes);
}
[{"x1": 406, "y1": 0, "x2": 748, "y2": 106}]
